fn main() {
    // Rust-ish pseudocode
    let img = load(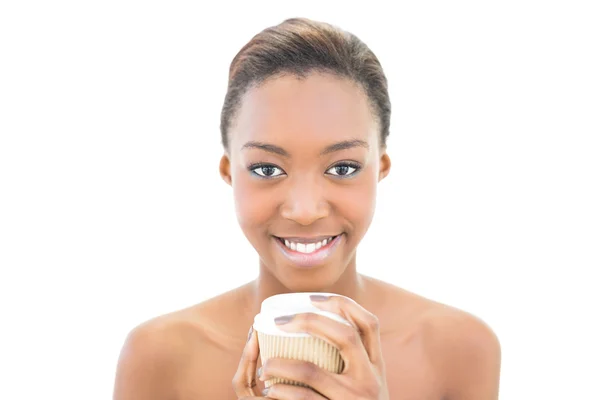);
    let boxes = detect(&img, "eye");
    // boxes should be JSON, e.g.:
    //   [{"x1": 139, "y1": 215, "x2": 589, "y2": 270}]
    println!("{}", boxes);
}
[
  {"x1": 326, "y1": 162, "x2": 361, "y2": 177},
  {"x1": 250, "y1": 164, "x2": 286, "y2": 178}
]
